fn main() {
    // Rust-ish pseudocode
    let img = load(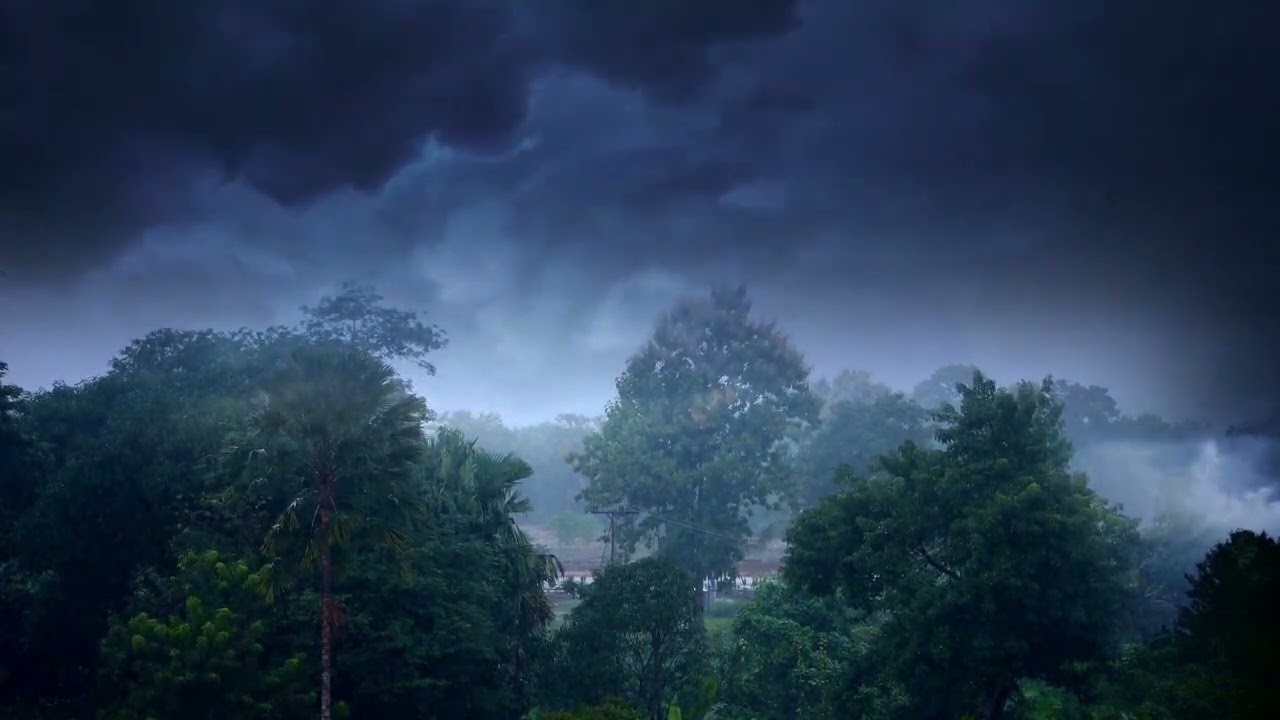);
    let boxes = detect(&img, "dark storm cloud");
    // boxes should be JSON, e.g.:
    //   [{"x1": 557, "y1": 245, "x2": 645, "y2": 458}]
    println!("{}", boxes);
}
[
  {"x1": 497, "y1": 0, "x2": 1280, "y2": 421},
  {"x1": 0, "y1": 0, "x2": 802, "y2": 280},
  {"x1": 1, "y1": 0, "x2": 1277, "y2": 426},
  {"x1": 536, "y1": 0, "x2": 799, "y2": 102},
  {"x1": 0, "y1": 0, "x2": 544, "y2": 278}
]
